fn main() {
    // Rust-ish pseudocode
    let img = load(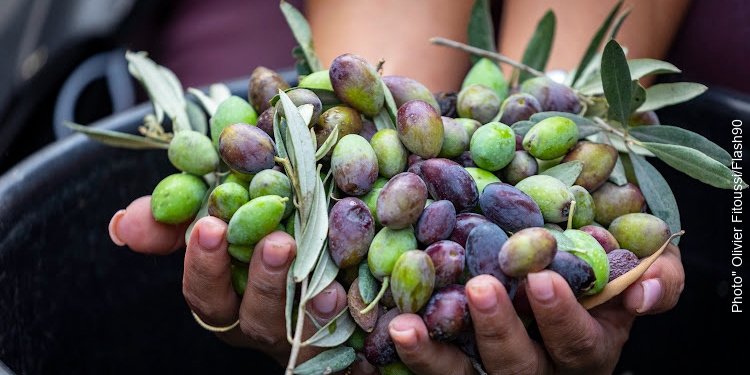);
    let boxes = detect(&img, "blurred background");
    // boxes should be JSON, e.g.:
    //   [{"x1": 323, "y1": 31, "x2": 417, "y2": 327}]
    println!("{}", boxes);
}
[{"x1": 0, "y1": 0, "x2": 748, "y2": 374}]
